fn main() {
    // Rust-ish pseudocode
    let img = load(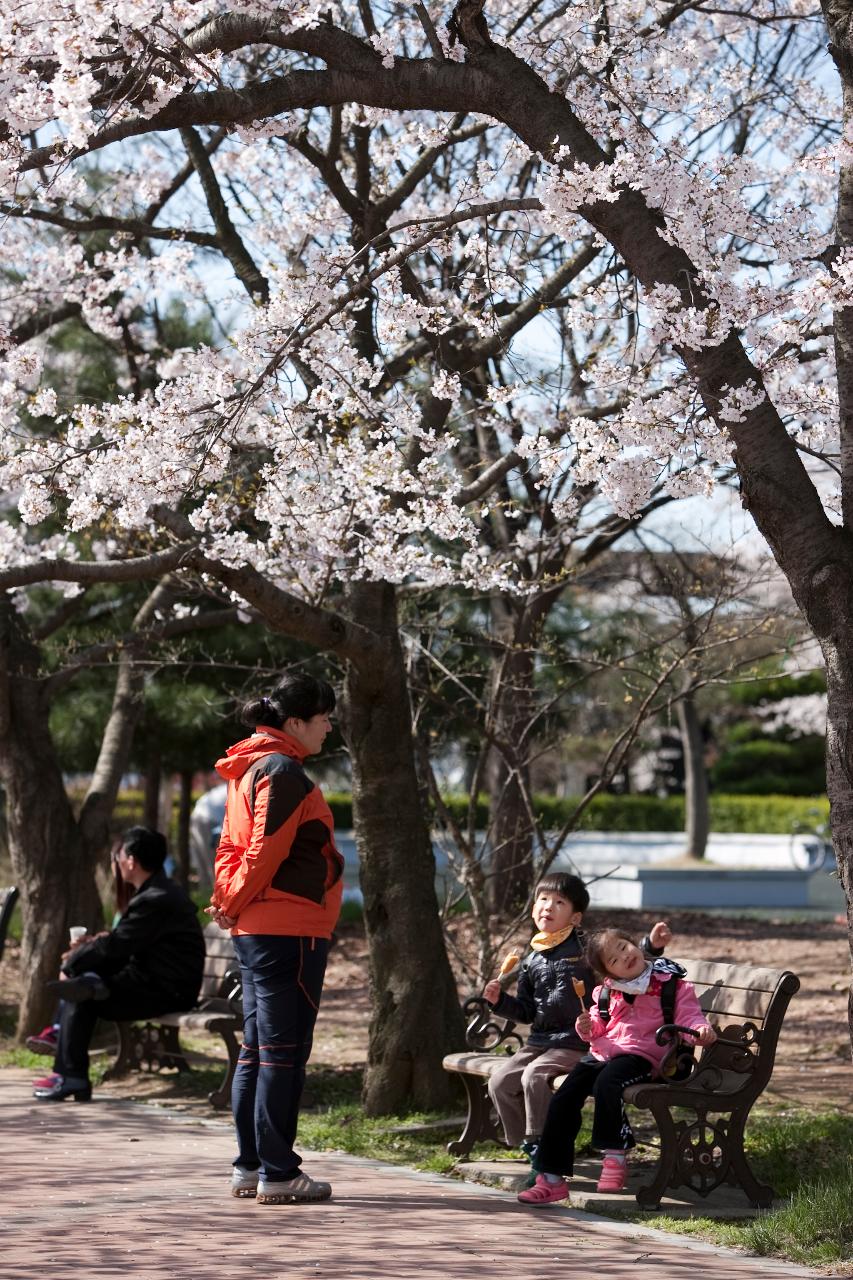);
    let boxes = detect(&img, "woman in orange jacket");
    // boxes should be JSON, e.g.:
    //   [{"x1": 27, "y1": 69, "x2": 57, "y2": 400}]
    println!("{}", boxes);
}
[{"x1": 208, "y1": 674, "x2": 343, "y2": 1204}]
